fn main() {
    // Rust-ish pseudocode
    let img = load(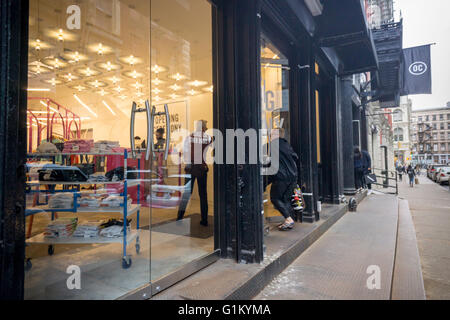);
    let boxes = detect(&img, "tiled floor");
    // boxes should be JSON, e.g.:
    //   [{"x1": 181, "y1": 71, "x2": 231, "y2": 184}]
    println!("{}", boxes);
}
[{"x1": 25, "y1": 224, "x2": 213, "y2": 300}]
